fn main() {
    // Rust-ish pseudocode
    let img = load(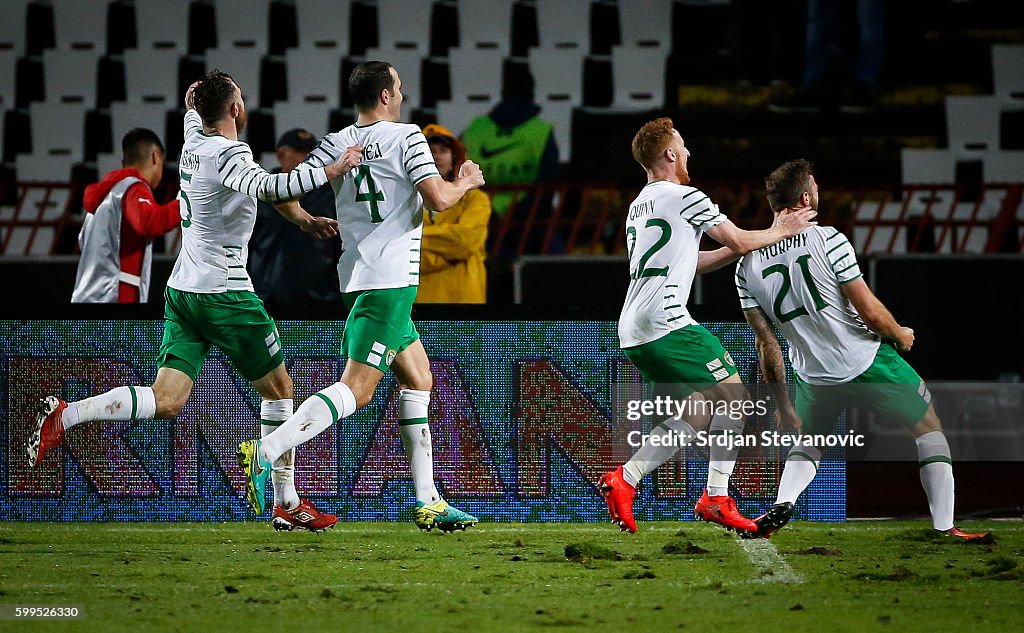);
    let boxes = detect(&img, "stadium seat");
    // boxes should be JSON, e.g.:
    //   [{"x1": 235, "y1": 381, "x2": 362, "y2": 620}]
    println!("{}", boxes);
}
[
  {"x1": 135, "y1": 0, "x2": 191, "y2": 51},
  {"x1": 42, "y1": 49, "x2": 101, "y2": 106},
  {"x1": 982, "y1": 151, "x2": 1024, "y2": 183},
  {"x1": 25, "y1": 1, "x2": 56, "y2": 56},
  {"x1": 611, "y1": 45, "x2": 667, "y2": 110},
  {"x1": 447, "y1": 47, "x2": 504, "y2": 105},
  {"x1": 619, "y1": 0, "x2": 673, "y2": 49},
  {"x1": 205, "y1": 47, "x2": 264, "y2": 108},
  {"x1": 435, "y1": 99, "x2": 492, "y2": 139},
  {"x1": 12, "y1": 153, "x2": 74, "y2": 255},
  {"x1": 285, "y1": 48, "x2": 342, "y2": 105},
  {"x1": 0, "y1": 50, "x2": 17, "y2": 109},
  {"x1": 51, "y1": 0, "x2": 108, "y2": 51},
  {"x1": 295, "y1": 0, "x2": 351, "y2": 51},
  {"x1": 0, "y1": 1, "x2": 28, "y2": 53},
  {"x1": 530, "y1": 47, "x2": 585, "y2": 105},
  {"x1": 377, "y1": 0, "x2": 432, "y2": 52},
  {"x1": 95, "y1": 152, "x2": 121, "y2": 177},
  {"x1": 364, "y1": 47, "x2": 424, "y2": 110},
  {"x1": 991, "y1": 44, "x2": 1024, "y2": 110},
  {"x1": 539, "y1": 98, "x2": 573, "y2": 162},
  {"x1": 272, "y1": 101, "x2": 332, "y2": 139},
  {"x1": 29, "y1": 102, "x2": 88, "y2": 160},
  {"x1": 901, "y1": 148, "x2": 957, "y2": 184},
  {"x1": 456, "y1": 0, "x2": 514, "y2": 54},
  {"x1": 213, "y1": 0, "x2": 271, "y2": 51},
  {"x1": 536, "y1": 0, "x2": 590, "y2": 51},
  {"x1": 111, "y1": 103, "x2": 171, "y2": 144},
  {"x1": 123, "y1": 49, "x2": 181, "y2": 105},
  {"x1": 945, "y1": 95, "x2": 1001, "y2": 156}
]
